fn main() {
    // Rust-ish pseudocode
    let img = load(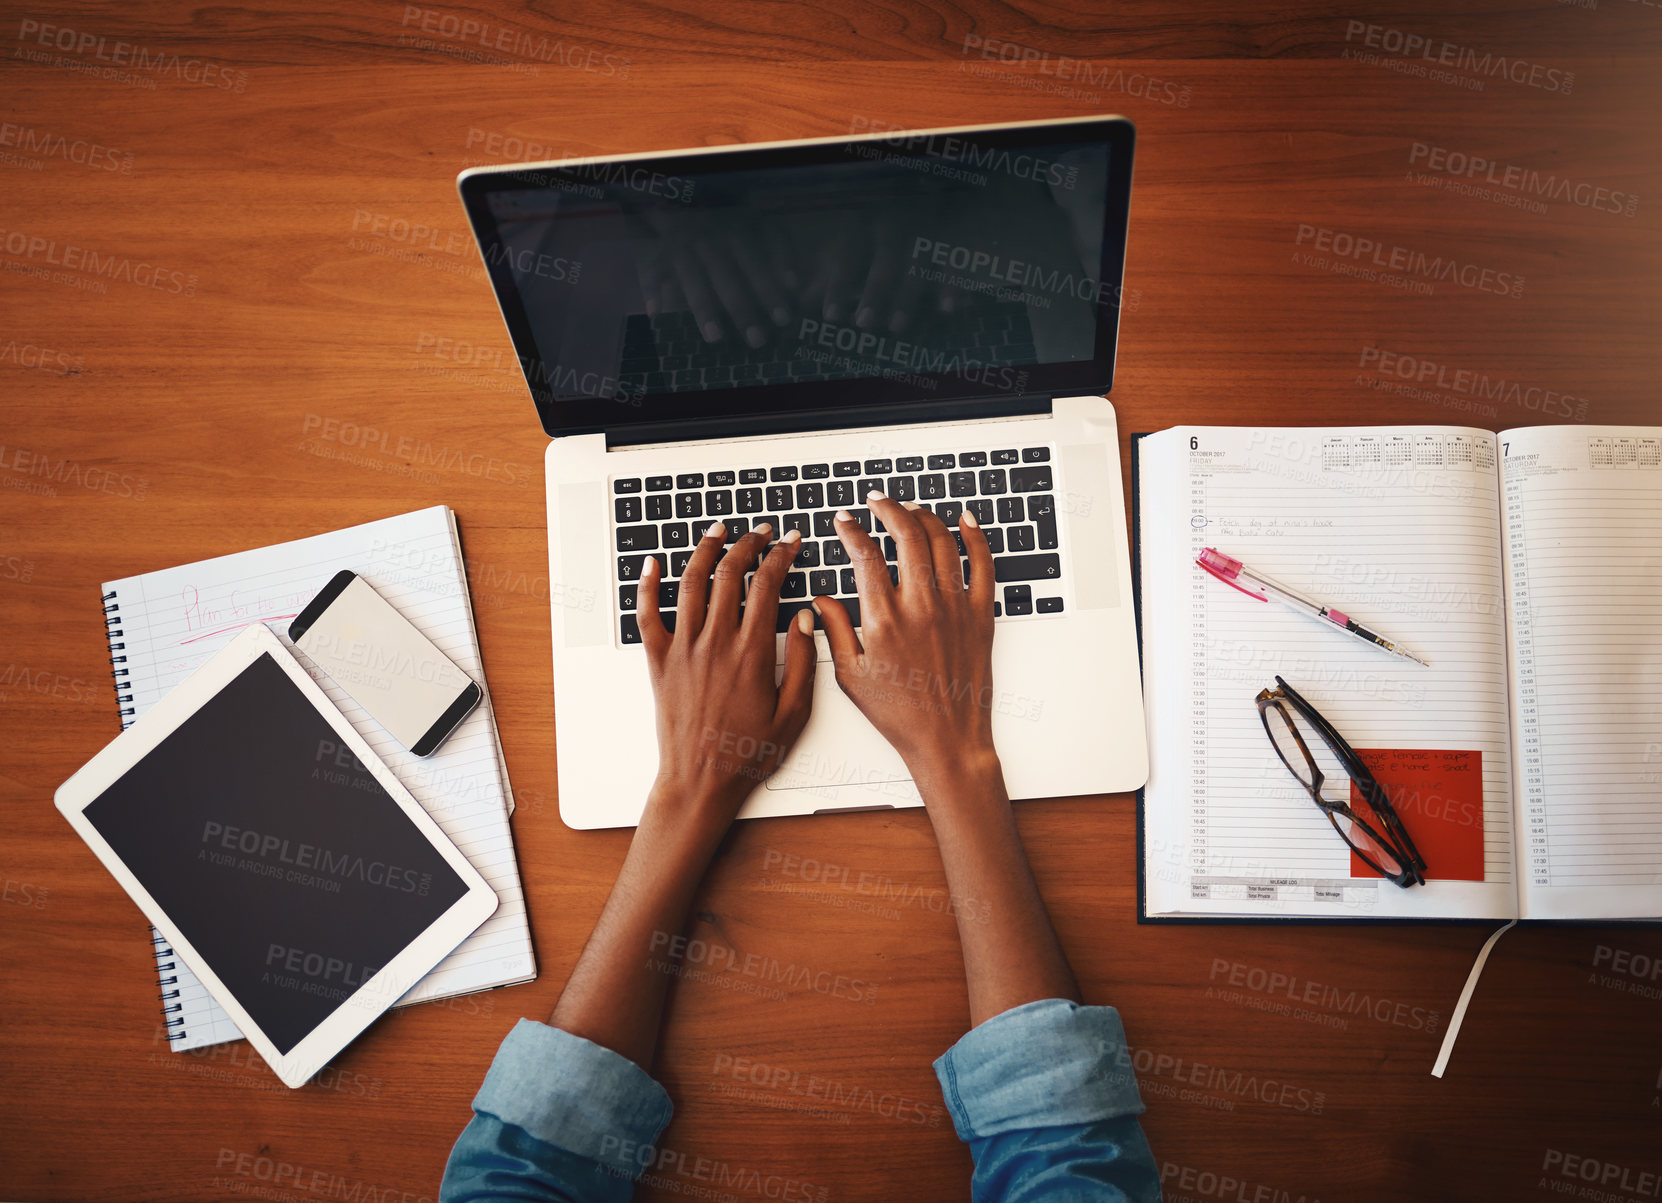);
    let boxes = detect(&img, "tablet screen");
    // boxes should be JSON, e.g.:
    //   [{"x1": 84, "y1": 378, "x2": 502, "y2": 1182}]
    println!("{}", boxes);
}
[{"x1": 83, "y1": 652, "x2": 470, "y2": 1054}]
